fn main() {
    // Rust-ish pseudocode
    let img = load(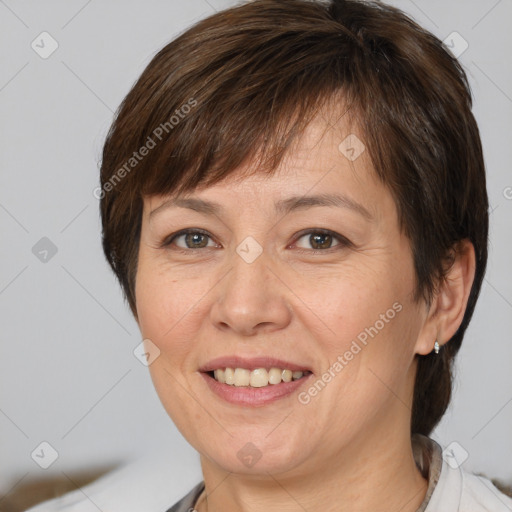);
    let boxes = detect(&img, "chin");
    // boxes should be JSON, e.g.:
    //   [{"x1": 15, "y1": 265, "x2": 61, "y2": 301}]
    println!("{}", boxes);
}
[{"x1": 197, "y1": 432, "x2": 311, "y2": 476}]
